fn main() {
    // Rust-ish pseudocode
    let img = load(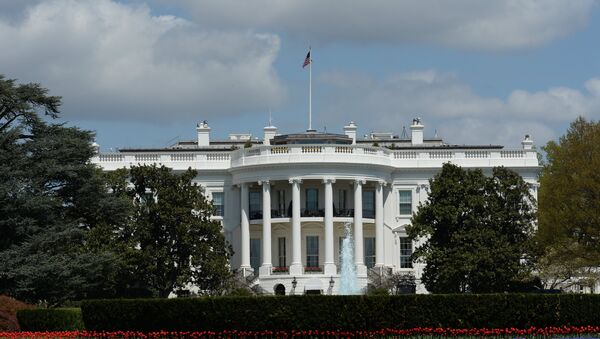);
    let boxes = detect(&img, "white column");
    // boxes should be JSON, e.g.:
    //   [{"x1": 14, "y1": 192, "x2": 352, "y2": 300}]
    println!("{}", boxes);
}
[
  {"x1": 375, "y1": 181, "x2": 385, "y2": 268},
  {"x1": 259, "y1": 180, "x2": 272, "y2": 276},
  {"x1": 323, "y1": 178, "x2": 336, "y2": 275},
  {"x1": 354, "y1": 179, "x2": 366, "y2": 275},
  {"x1": 289, "y1": 178, "x2": 303, "y2": 275},
  {"x1": 240, "y1": 183, "x2": 251, "y2": 275}
]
